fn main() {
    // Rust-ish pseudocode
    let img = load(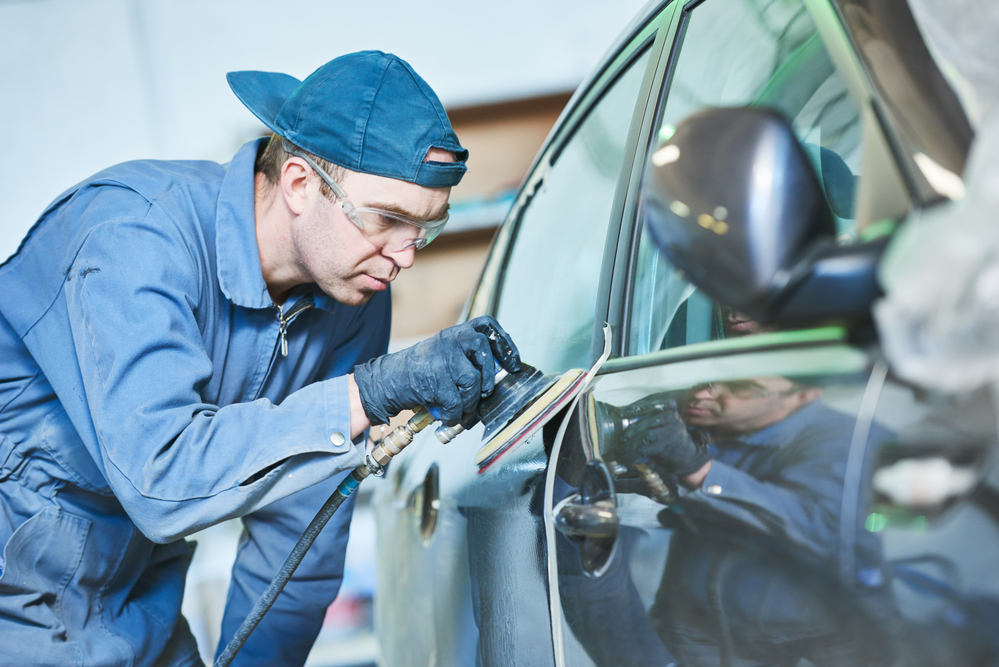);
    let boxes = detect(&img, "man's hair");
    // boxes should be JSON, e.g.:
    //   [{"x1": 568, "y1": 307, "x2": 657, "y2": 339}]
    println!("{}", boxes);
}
[{"x1": 255, "y1": 133, "x2": 347, "y2": 200}]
